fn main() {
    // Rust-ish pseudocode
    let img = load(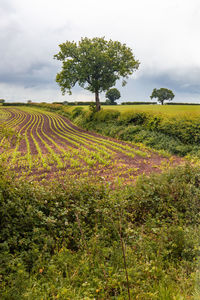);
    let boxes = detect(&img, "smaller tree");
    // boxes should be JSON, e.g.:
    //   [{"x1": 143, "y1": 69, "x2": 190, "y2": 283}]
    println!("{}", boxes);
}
[
  {"x1": 150, "y1": 88, "x2": 174, "y2": 105},
  {"x1": 0, "y1": 99, "x2": 5, "y2": 104},
  {"x1": 105, "y1": 88, "x2": 121, "y2": 105}
]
